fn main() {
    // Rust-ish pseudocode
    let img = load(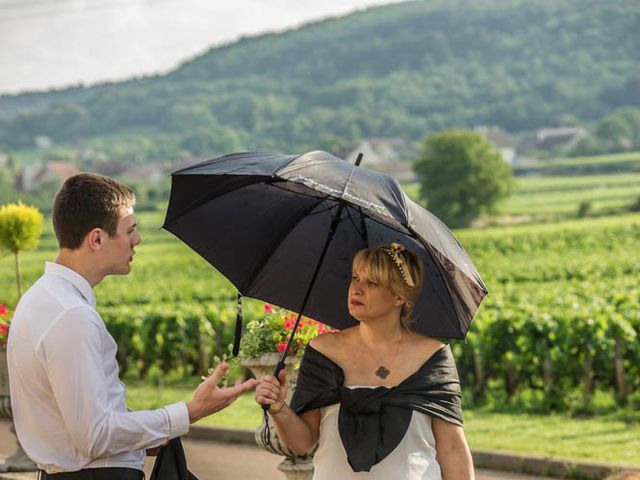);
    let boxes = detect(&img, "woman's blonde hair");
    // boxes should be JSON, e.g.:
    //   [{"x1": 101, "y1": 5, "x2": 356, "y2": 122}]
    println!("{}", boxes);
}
[{"x1": 353, "y1": 243, "x2": 424, "y2": 329}]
